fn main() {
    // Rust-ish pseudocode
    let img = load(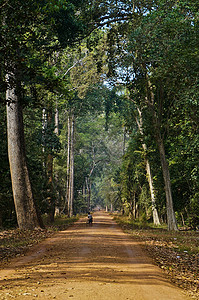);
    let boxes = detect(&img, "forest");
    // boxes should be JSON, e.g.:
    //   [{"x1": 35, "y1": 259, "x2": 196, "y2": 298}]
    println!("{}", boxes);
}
[{"x1": 0, "y1": 0, "x2": 198, "y2": 232}]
